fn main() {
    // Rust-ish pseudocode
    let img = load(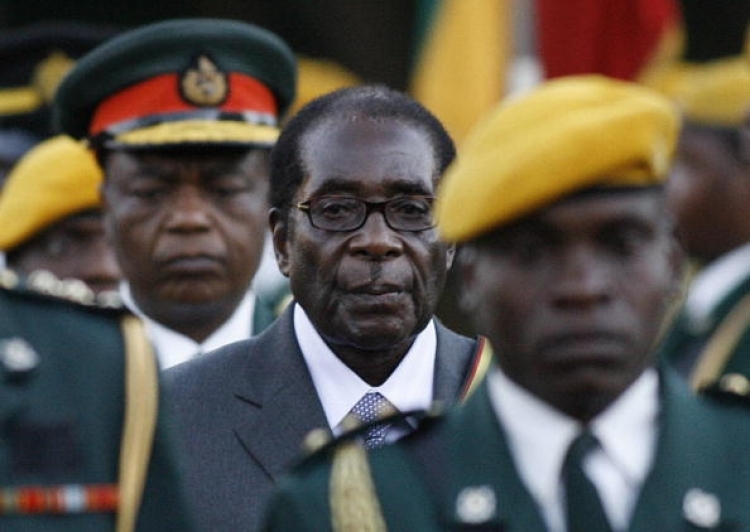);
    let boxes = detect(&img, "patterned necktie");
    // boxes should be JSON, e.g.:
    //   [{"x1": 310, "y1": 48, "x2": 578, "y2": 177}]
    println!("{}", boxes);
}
[
  {"x1": 349, "y1": 392, "x2": 394, "y2": 450},
  {"x1": 562, "y1": 431, "x2": 613, "y2": 532}
]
